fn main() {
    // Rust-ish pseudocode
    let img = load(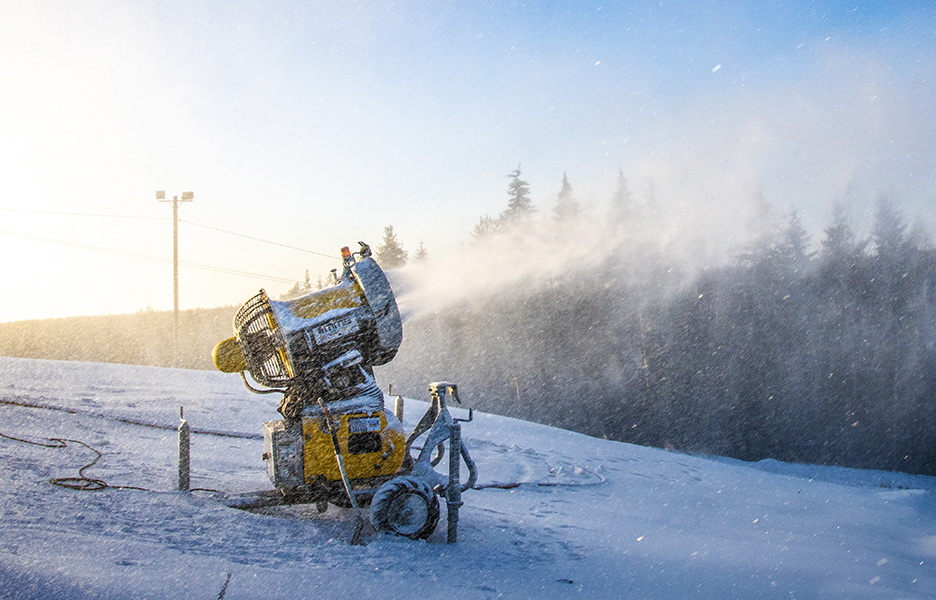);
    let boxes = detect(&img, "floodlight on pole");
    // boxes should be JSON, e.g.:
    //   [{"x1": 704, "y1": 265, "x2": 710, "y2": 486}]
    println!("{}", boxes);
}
[{"x1": 158, "y1": 190, "x2": 194, "y2": 367}]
